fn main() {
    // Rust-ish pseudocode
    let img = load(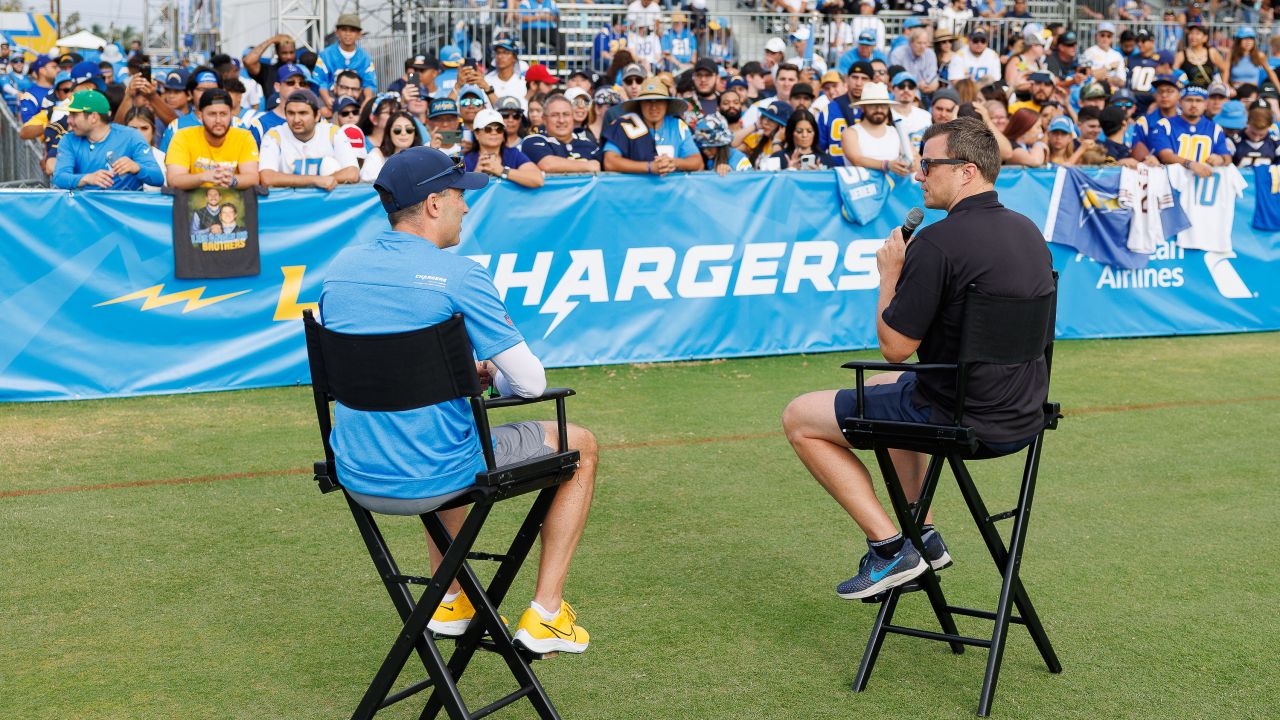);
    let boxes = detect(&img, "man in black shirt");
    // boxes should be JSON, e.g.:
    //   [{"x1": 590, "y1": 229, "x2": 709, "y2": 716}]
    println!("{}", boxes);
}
[{"x1": 783, "y1": 116, "x2": 1053, "y2": 600}]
